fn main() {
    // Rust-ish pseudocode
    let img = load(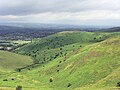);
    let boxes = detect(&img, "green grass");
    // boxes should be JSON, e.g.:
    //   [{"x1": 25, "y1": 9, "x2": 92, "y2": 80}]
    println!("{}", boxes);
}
[
  {"x1": 0, "y1": 50, "x2": 33, "y2": 71},
  {"x1": 17, "y1": 31, "x2": 119, "y2": 63},
  {"x1": 0, "y1": 31, "x2": 120, "y2": 90}
]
